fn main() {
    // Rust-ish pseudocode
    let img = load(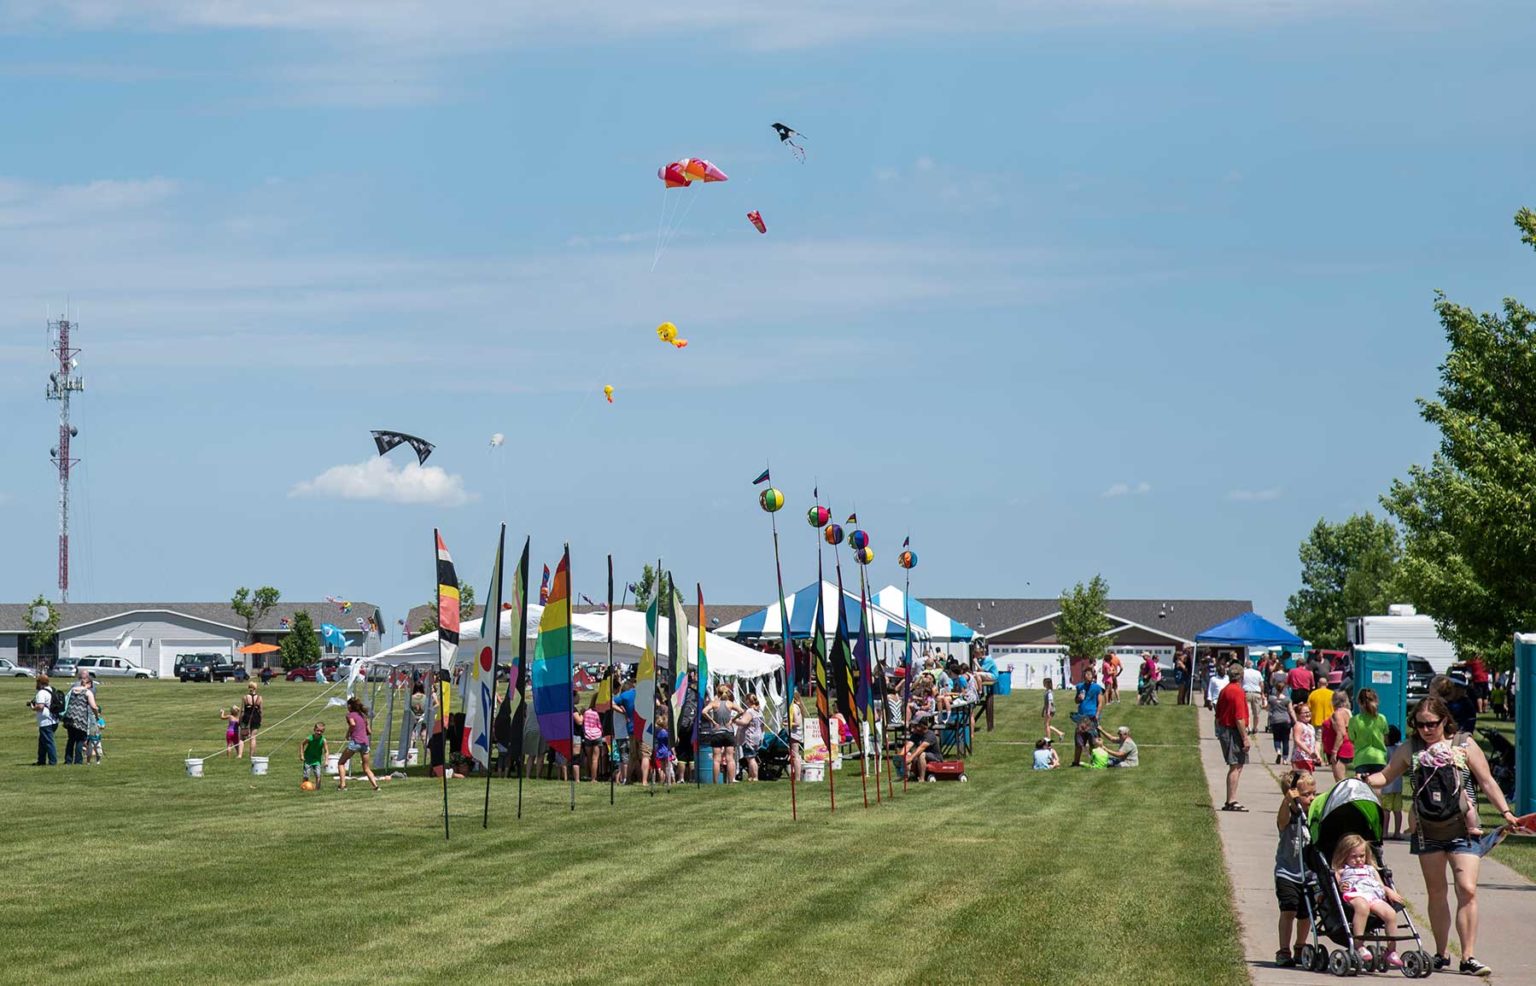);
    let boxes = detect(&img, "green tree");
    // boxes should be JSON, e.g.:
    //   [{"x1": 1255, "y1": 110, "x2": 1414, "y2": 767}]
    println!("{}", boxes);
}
[
  {"x1": 1383, "y1": 208, "x2": 1536, "y2": 668},
  {"x1": 279, "y1": 611, "x2": 322, "y2": 670},
  {"x1": 24, "y1": 594, "x2": 60, "y2": 664},
  {"x1": 229, "y1": 586, "x2": 281, "y2": 642},
  {"x1": 1056, "y1": 576, "x2": 1113, "y2": 661},
  {"x1": 632, "y1": 564, "x2": 658, "y2": 611},
  {"x1": 1284, "y1": 514, "x2": 1402, "y2": 650},
  {"x1": 415, "y1": 582, "x2": 476, "y2": 634}
]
